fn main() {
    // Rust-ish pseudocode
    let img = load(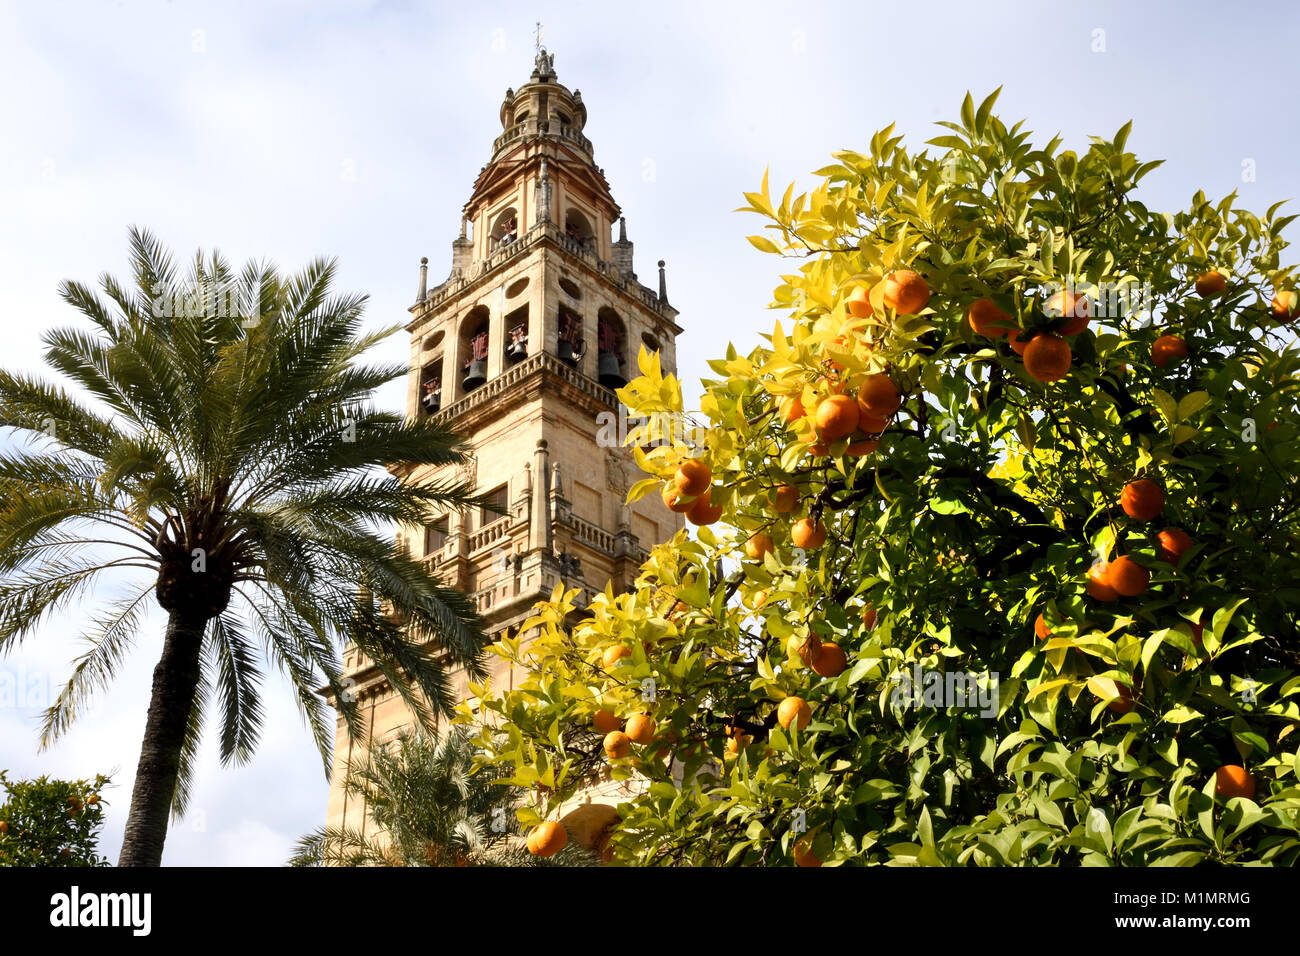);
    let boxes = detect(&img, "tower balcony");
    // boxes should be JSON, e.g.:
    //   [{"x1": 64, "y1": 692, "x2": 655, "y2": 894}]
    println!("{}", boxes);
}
[
  {"x1": 415, "y1": 219, "x2": 673, "y2": 322},
  {"x1": 491, "y1": 117, "x2": 593, "y2": 162}
]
